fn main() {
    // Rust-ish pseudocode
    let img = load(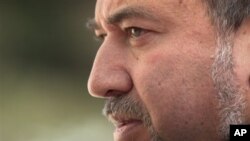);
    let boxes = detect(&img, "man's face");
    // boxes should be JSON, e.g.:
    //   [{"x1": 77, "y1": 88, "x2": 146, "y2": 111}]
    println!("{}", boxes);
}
[{"x1": 88, "y1": 0, "x2": 222, "y2": 140}]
